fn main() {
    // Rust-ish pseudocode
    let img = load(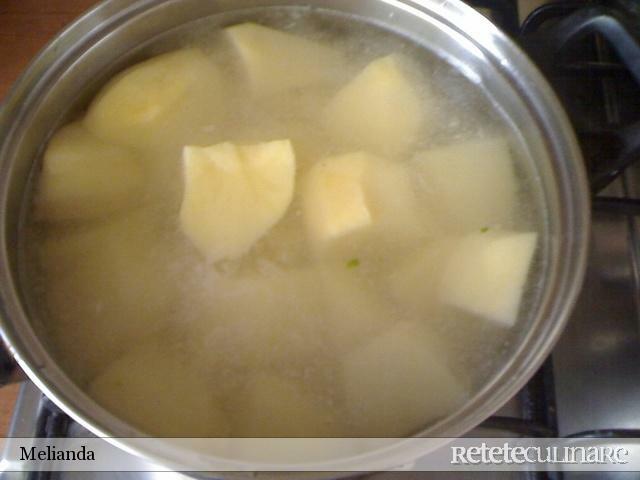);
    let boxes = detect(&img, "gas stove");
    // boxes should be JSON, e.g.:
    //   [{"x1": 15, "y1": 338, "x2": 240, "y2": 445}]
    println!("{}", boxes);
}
[{"x1": 4, "y1": 1, "x2": 640, "y2": 479}]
